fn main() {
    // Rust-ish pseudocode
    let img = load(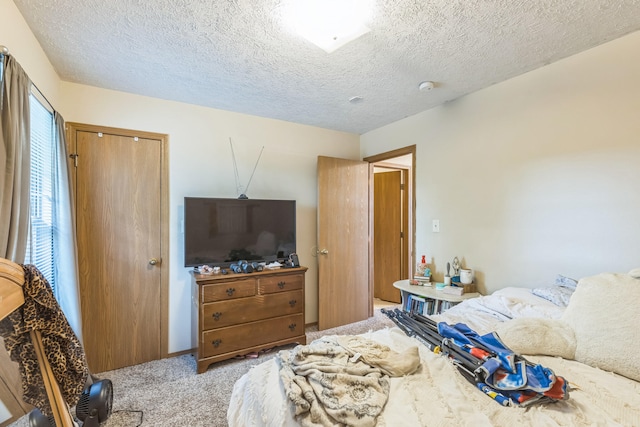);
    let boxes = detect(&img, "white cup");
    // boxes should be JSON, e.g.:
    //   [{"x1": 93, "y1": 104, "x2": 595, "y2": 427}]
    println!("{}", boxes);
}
[
  {"x1": 444, "y1": 275, "x2": 451, "y2": 285},
  {"x1": 460, "y1": 269, "x2": 473, "y2": 285}
]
